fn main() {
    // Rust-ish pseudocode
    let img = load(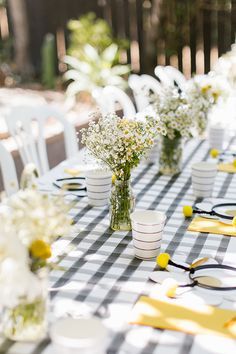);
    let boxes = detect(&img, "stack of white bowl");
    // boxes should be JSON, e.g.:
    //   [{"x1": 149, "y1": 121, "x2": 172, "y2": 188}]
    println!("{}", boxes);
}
[
  {"x1": 85, "y1": 169, "x2": 112, "y2": 207},
  {"x1": 208, "y1": 126, "x2": 225, "y2": 150},
  {"x1": 130, "y1": 210, "x2": 166, "y2": 260},
  {"x1": 191, "y1": 162, "x2": 217, "y2": 198}
]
